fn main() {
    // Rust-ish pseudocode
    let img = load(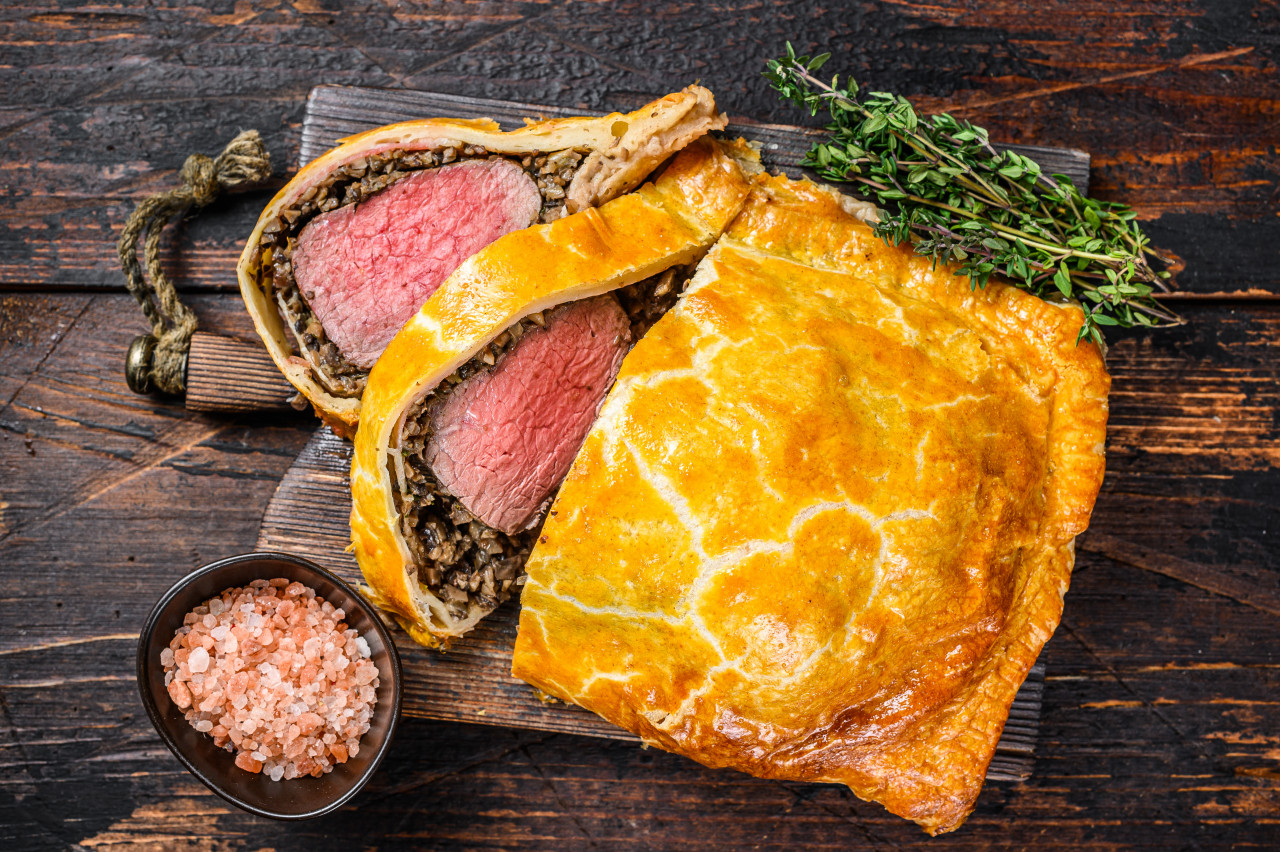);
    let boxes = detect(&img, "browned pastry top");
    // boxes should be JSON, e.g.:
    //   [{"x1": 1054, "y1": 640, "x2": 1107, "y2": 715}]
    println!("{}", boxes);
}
[{"x1": 513, "y1": 174, "x2": 1110, "y2": 834}]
